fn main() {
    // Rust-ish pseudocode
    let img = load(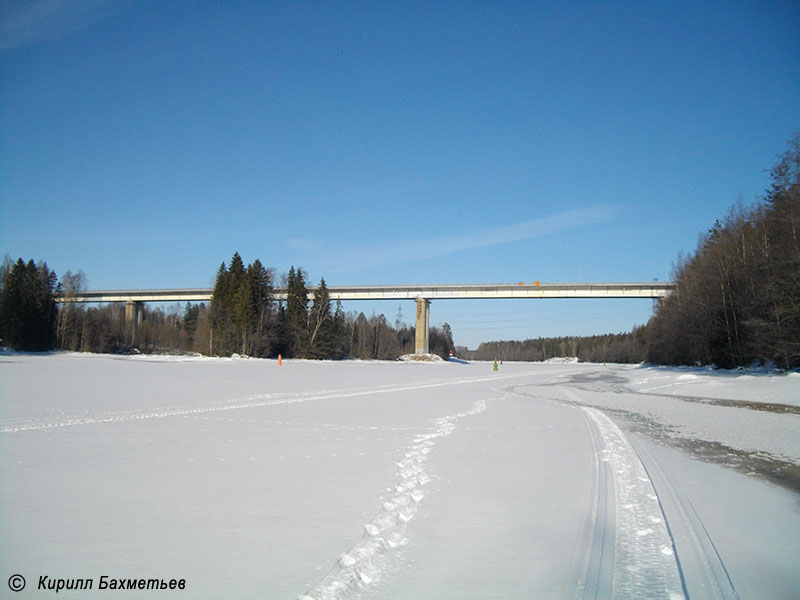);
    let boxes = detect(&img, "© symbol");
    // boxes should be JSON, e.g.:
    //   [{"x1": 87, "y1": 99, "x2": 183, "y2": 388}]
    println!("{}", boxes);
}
[{"x1": 8, "y1": 574, "x2": 26, "y2": 592}]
